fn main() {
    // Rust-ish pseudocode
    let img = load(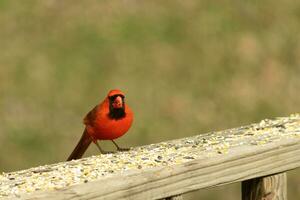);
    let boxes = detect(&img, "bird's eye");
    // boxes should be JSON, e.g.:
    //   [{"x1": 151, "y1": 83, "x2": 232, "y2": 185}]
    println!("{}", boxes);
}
[{"x1": 110, "y1": 95, "x2": 124, "y2": 99}]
